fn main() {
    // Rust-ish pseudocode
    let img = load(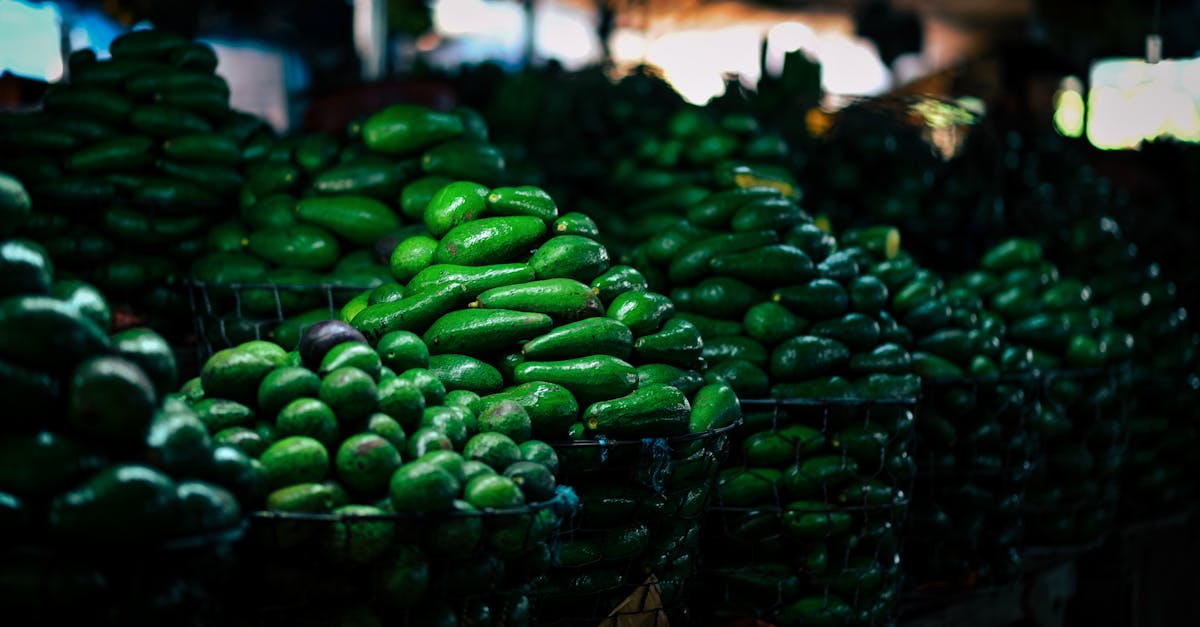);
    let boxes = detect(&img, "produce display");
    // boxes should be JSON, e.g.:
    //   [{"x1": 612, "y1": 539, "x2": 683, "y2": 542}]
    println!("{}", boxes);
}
[
  {"x1": 948, "y1": 238, "x2": 1132, "y2": 547},
  {"x1": 1050, "y1": 216, "x2": 1197, "y2": 516},
  {"x1": 0, "y1": 21, "x2": 1197, "y2": 627},
  {"x1": 838, "y1": 227, "x2": 1040, "y2": 588},
  {"x1": 187, "y1": 103, "x2": 510, "y2": 353},
  {"x1": 0, "y1": 220, "x2": 245, "y2": 622},
  {"x1": 308, "y1": 134, "x2": 744, "y2": 621},
  {"x1": 557, "y1": 108, "x2": 924, "y2": 625},
  {"x1": 698, "y1": 397, "x2": 915, "y2": 626},
  {"x1": 0, "y1": 30, "x2": 264, "y2": 336},
  {"x1": 811, "y1": 114, "x2": 1199, "y2": 522},
  {"x1": 182, "y1": 324, "x2": 569, "y2": 625}
]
